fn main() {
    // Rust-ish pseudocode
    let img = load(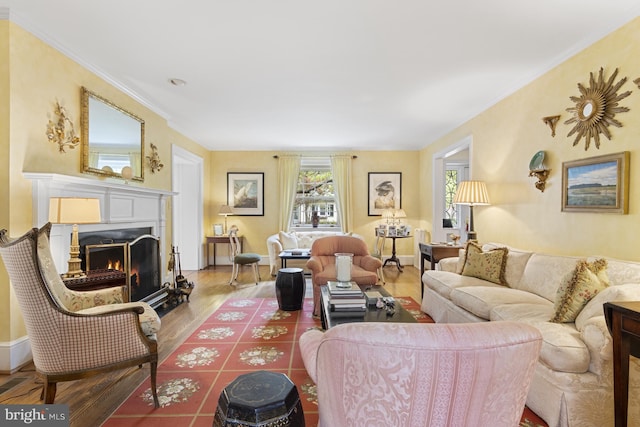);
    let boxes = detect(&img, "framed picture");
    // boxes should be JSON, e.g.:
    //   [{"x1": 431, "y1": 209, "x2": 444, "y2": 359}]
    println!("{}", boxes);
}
[
  {"x1": 213, "y1": 224, "x2": 223, "y2": 236},
  {"x1": 227, "y1": 172, "x2": 264, "y2": 216},
  {"x1": 368, "y1": 172, "x2": 401, "y2": 216},
  {"x1": 561, "y1": 151, "x2": 629, "y2": 214}
]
